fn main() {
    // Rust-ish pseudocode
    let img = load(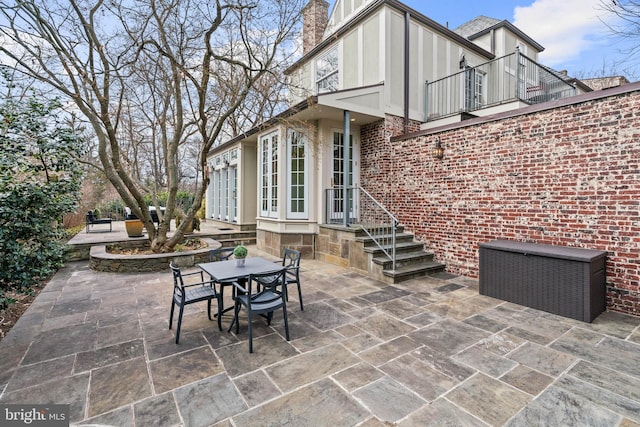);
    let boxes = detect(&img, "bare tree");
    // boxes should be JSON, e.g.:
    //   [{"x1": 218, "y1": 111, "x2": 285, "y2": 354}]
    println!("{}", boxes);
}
[
  {"x1": 599, "y1": 0, "x2": 640, "y2": 78},
  {"x1": 0, "y1": 0, "x2": 302, "y2": 252}
]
